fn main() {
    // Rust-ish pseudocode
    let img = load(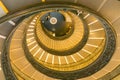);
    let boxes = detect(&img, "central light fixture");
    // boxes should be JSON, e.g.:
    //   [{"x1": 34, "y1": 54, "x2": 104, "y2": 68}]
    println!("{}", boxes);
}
[{"x1": 50, "y1": 17, "x2": 57, "y2": 25}]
